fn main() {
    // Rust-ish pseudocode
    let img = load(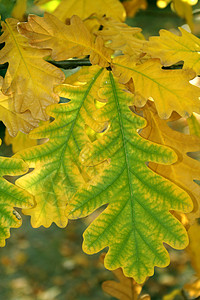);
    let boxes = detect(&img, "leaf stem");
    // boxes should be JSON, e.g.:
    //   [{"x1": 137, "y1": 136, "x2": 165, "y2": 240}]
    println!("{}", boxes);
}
[{"x1": 47, "y1": 58, "x2": 92, "y2": 69}]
